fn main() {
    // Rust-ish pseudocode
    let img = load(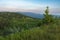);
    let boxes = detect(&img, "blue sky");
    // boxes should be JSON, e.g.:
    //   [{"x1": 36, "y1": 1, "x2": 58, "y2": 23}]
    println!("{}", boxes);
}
[{"x1": 0, "y1": 0, "x2": 60, "y2": 13}]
